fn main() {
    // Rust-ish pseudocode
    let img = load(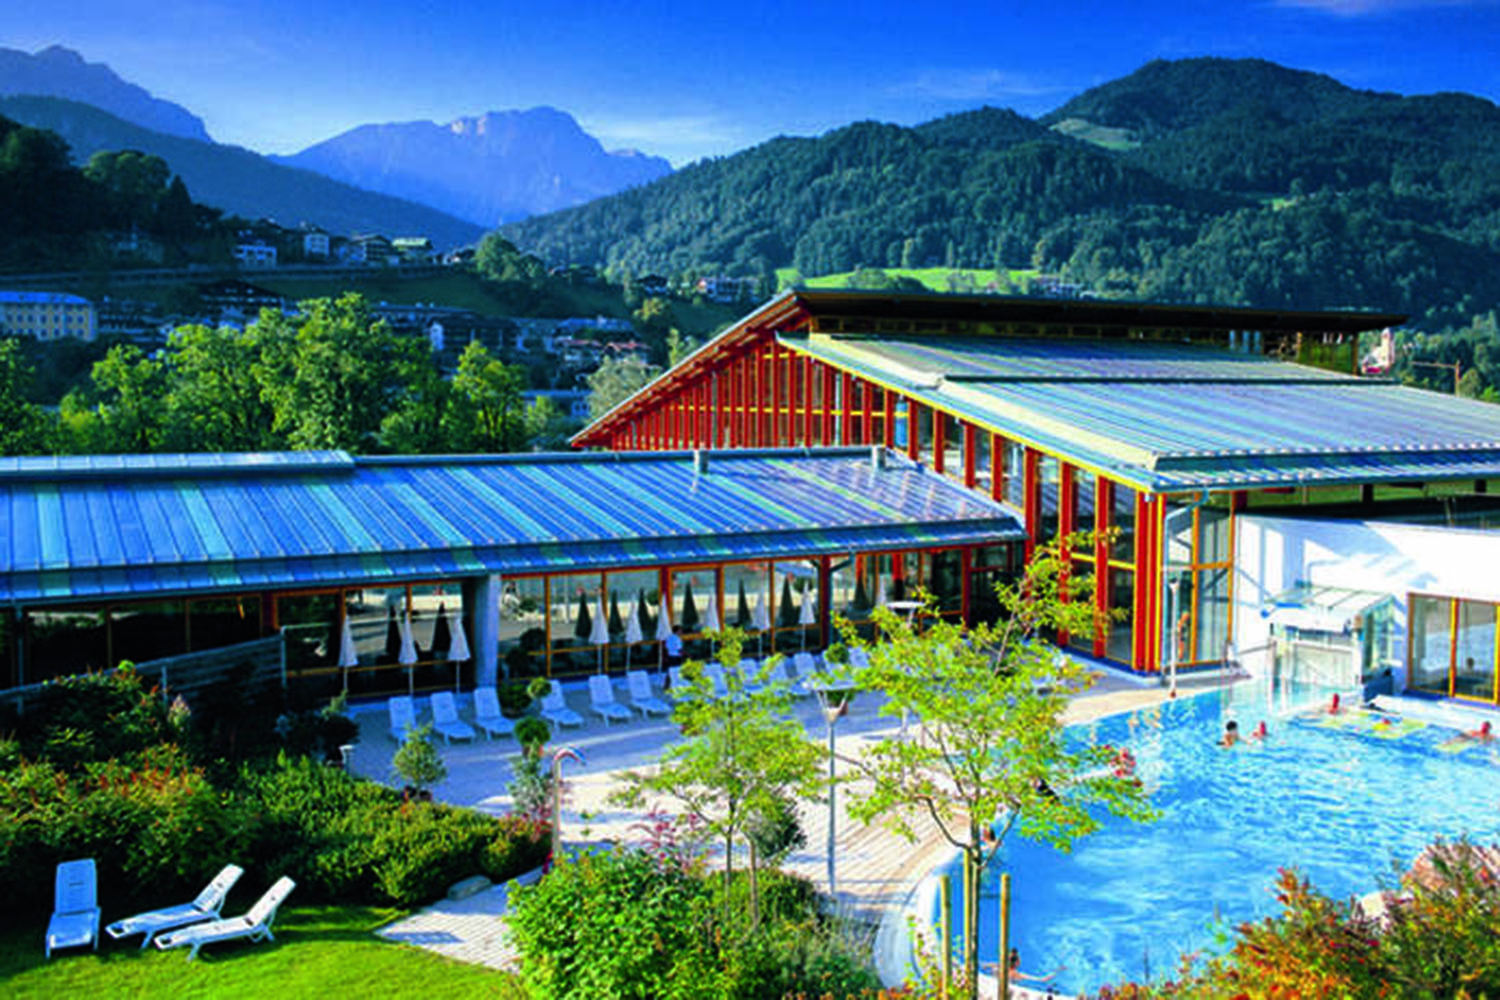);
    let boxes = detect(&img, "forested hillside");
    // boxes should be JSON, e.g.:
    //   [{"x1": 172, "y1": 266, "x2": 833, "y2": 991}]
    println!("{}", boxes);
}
[{"x1": 502, "y1": 58, "x2": 1500, "y2": 331}]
